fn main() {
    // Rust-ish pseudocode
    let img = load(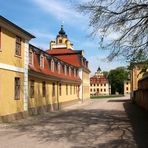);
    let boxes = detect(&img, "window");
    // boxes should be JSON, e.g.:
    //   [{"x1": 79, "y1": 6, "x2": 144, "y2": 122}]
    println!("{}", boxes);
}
[
  {"x1": 101, "y1": 89, "x2": 102, "y2": 92},
  {"x1": 94, "y1": 89, "x2": 95, "y2": 92},
  {"x1": 94, "y1": 84, "x2": 95, "y2": 86},
  {"x1": 70, "y1": 85, "x2": 72, "y2": 95},
  {"x1": 30, "y1": 80, "x2": 34, "y2": 98},
  {"x1": 59, "y1": 83, "x2": 62, "y2": 96},
  {"x1": 97, "y1": 89, "x2": 99, "y2": 92},
  {"x1": 29, "y1": 51, "x2": 33, "y2": 65},
  {"x1": 15, "y1": 77, "x2": 20, "y2": 100},
  {"x1": 40, "y1": 55, "x2": 44, "y2": 68},
  {"x1": 64, "y1": 65, "x2": 67, "y2": 75},
  {"x1": 62, "y1": 64, "x2": 65, "y2": 73},
  {"x1": 126, "y1": 87, "x2": 128, "y2": 91},
  {"x1": 69, "y1": 67, "x2": 71, "y2": 76},
  {"x1": 71, "y1": 68, "x2": 74, "y2": 76},
  {"x1": 52, "y1": 83, "x2": 55, "y2": 97},
  {"x1": 90, "y1": 84, "x2": 92, "y2": 86},
  {"x1": 51, "y1": 59, "x2": 54, "y2": 72},
  {"x1": 97, "y1": 84, "x2": 99, "y2": 86},
  {"x1": 126, "y1": 82, "x2": 128, "y2": 85},
  {"x1": 90, "y1": 89, "x2": 92, "y2": 92},
  {"x1": 59, "y1": 39, "x2": 62, "y2": 43},
  {"x1": 67, "y1": 66, "x2": 69, "y2": 75},
  {"x1": 57, "y1": 62, "x2": 60, "y2": 73},
  {"x1": 104, "y1": 89, "x2": 106, "y2": 92},
  {"x1": 42, "y1": 81, "x2": 46, "y2": 97},
  {"x1": 104, "y1": 84, "x2": 106, "y2": 86},
  {"x1": 76, "y1": 69, "x2": 78, "y2": 77},
  {"x1": 15, "y1": 36, "x2": 21, "y2": 56},
  {"x1": 101, "y1": 84, "x2": 102, "y2": 86},
  {"x1": 66, "y1": 84, "x2": 68, "y2": 95}
]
